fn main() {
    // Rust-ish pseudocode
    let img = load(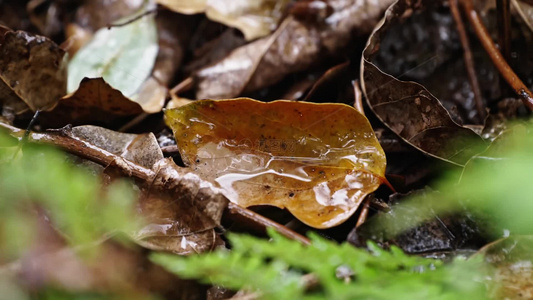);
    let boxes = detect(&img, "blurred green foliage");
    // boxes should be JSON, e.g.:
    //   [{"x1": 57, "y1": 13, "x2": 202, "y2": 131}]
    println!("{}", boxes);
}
[{"x1": 0, "y1": 131, "x2": 140, "y2": 299}]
